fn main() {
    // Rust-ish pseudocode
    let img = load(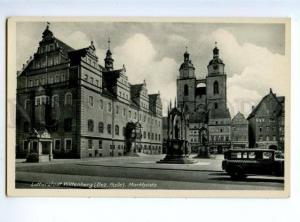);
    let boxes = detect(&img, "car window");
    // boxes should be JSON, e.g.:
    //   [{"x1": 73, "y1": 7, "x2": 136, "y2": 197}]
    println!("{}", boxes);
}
[
  {"x1": 249, "y1": 152, "x2": 256, "y2": 159},
  {"x1": 231, "y1": 152, "x2": 242, "y2": 159},
  {"x1": 275, "y1": 152, "x2": 284, "y2": 160},
  {"x1": 262, "y1": 152, "x2": 272, "y2": 160}
]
